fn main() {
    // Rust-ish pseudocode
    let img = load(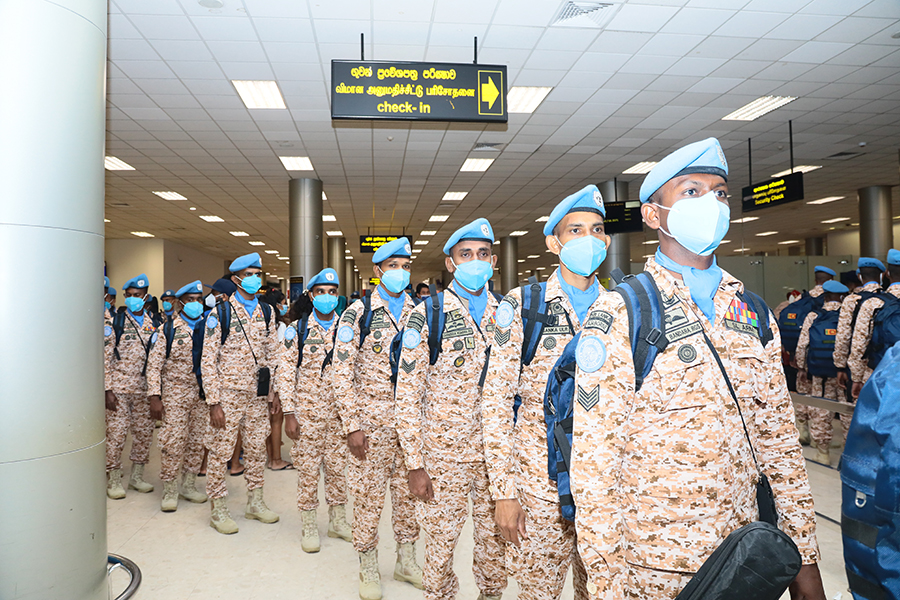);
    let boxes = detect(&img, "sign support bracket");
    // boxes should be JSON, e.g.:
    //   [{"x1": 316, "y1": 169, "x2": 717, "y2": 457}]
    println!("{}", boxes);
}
[
  {"x1": 789, "y1": 119, "x2": 794, "y2": 174},
  {"x1": 473, "y1": 37, "x2": 478, "y2": 64},
  {"x1": 360, "y1": 33, "x2": 364, "y2": 61}
]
